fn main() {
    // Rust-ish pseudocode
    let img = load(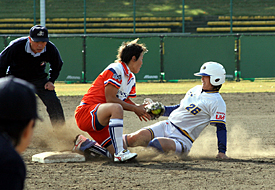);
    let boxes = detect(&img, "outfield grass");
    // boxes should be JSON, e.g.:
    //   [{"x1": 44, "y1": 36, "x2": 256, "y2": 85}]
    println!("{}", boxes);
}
[
  {"x1": 0, "y1": 0, "x2": 274, "y2": 19},
  {"x1": 55, "y1": 80, "x2": 275, "y2": 96}
]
